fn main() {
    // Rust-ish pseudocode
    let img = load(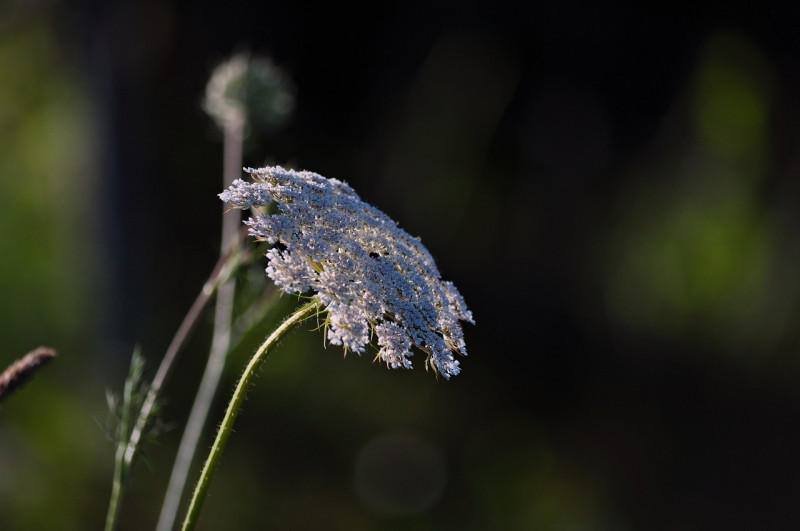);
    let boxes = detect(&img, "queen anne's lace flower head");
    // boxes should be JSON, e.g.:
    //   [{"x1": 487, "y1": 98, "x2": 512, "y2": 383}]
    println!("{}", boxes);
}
[{"x1": 220, "y1": 166, "x2": 473, "y2": 379}]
